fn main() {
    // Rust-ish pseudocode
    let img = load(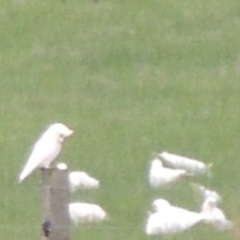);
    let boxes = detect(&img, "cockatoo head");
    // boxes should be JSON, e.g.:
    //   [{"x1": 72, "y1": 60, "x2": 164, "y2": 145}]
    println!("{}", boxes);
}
[
  {"x1": 152, "y1": 199, "x2": 171, "y2": 212},
  {"x1": 48, "y1": 123, "x2": 74, "y2": 142},
  {"x1": 201, "y1": 196, "x2": 218, "y2": 213},
  {"x1": 151, "y1": 158, "x2": 163, "y2": 168}
]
